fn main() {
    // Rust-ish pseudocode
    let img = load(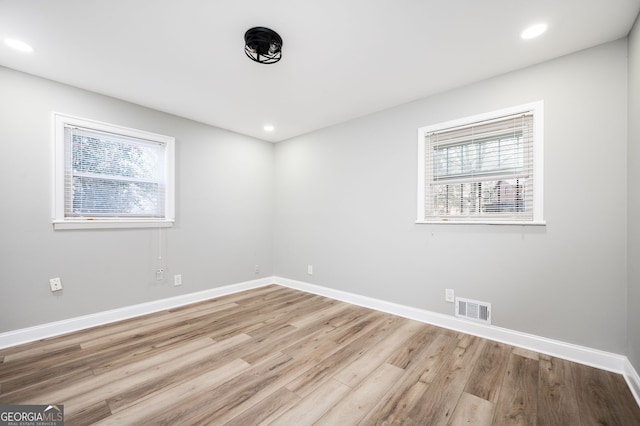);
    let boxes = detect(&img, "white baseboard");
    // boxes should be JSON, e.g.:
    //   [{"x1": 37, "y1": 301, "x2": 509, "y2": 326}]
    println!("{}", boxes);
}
[
  {"x1": 274, "y1": 276, "x2": 640, "y2": 407},
  {"x1": 2, "y1": 275, "x2": 638, "y2": 408},
  {"x1": 625, "y1": 358, "x2": 640, "y2": 407},
  {"x1": 0, "y1": 277, "x2": 273, "y2": 350}
]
